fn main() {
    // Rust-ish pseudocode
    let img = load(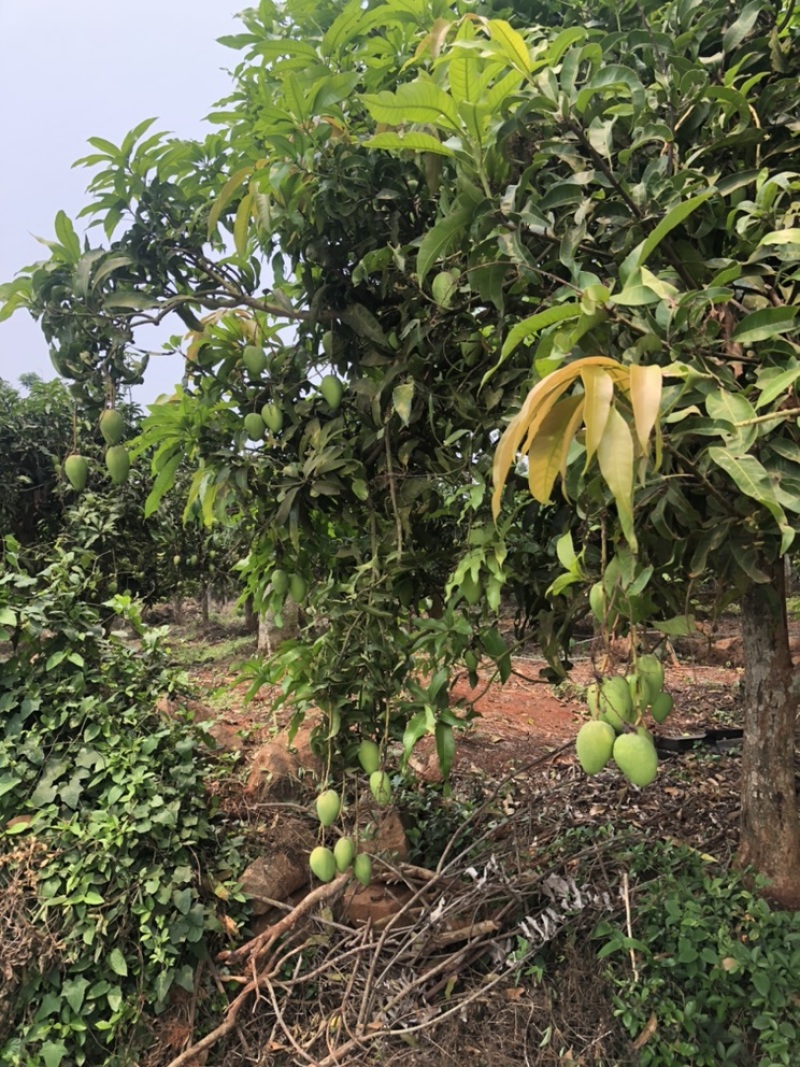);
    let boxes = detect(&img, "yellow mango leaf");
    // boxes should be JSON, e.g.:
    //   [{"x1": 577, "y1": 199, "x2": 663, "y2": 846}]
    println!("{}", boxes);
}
[
  {"x1": 527, "y1": 395, "x2": 584, "y2": 502},
  {"x1": 492, "y1": 356, "x2": 621, "y2": 518},
  {"x1": 597, "y1": 406, "x2": 637, "y2": 550},
  {"x1": 629, "y1": 364, "x2": 663, "y2": 455},
  {"x1": 581, "y1": 366, "x2": 614, "y2": 466},
  {"x1": 559, "y1": 395, "x2": 588, "y2": 482}
]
